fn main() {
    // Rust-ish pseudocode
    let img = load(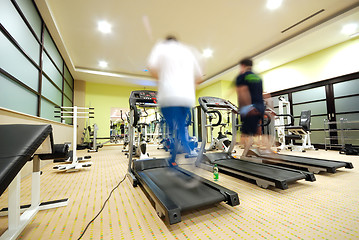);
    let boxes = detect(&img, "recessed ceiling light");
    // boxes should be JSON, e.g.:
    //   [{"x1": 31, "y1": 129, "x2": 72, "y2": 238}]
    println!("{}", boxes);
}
[
  {"x1": 266, "y1": 0, "x2": 283, "y2": 10},
  {"x1": 99, "y1": 60, "x2": 108, "y2": 68},
  {"x1": 258, "y1": 60, "x2": 270, "y2": 71},
  {"x1": 203, "y1": 48, "x2": 213, "y2": 58},
  {"x1": 341, "y1": 23, "x2": 358, "y2": 35},
  {"x1": 98, "y1": 20, "x2": 112, "y2": 34}
]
